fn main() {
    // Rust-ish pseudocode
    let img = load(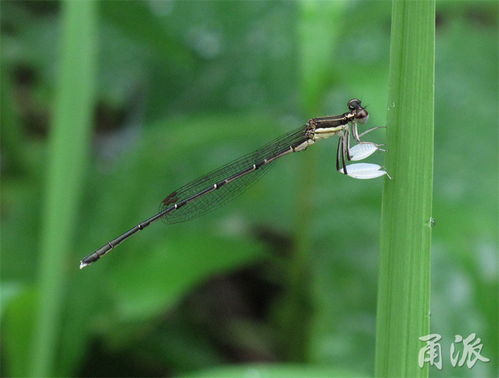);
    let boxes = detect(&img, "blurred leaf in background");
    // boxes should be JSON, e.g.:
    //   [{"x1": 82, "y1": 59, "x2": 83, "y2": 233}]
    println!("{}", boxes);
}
[{"x1": 0, "y1": 1, "x2": 497, "y2": 377}]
